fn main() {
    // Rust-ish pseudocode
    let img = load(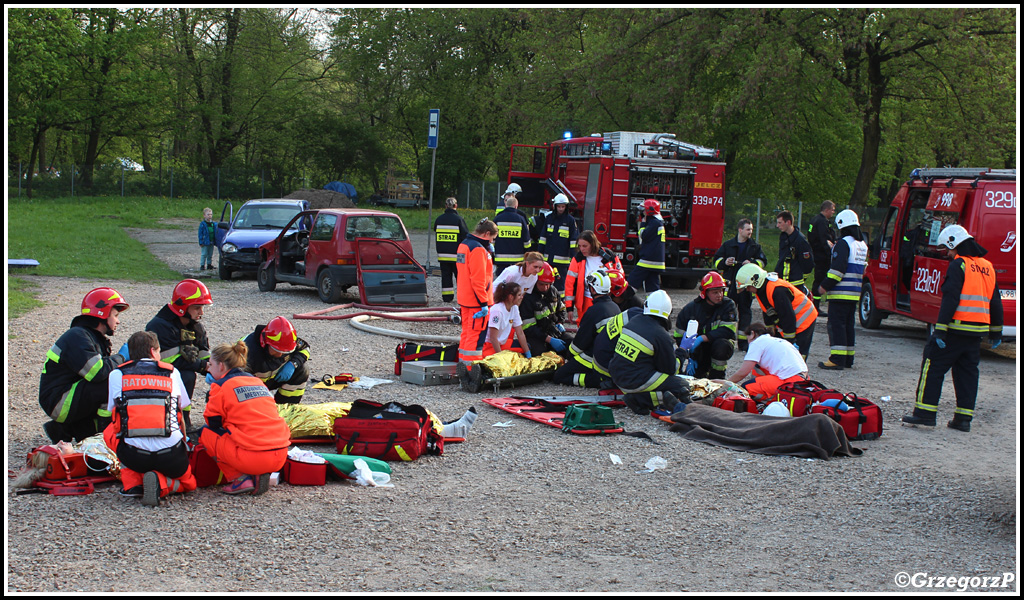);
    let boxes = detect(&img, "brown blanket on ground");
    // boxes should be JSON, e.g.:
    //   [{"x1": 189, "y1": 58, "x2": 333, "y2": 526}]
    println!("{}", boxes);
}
[{"x1": 669, "y1": 404, "x2": 862, "y2": 460}]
